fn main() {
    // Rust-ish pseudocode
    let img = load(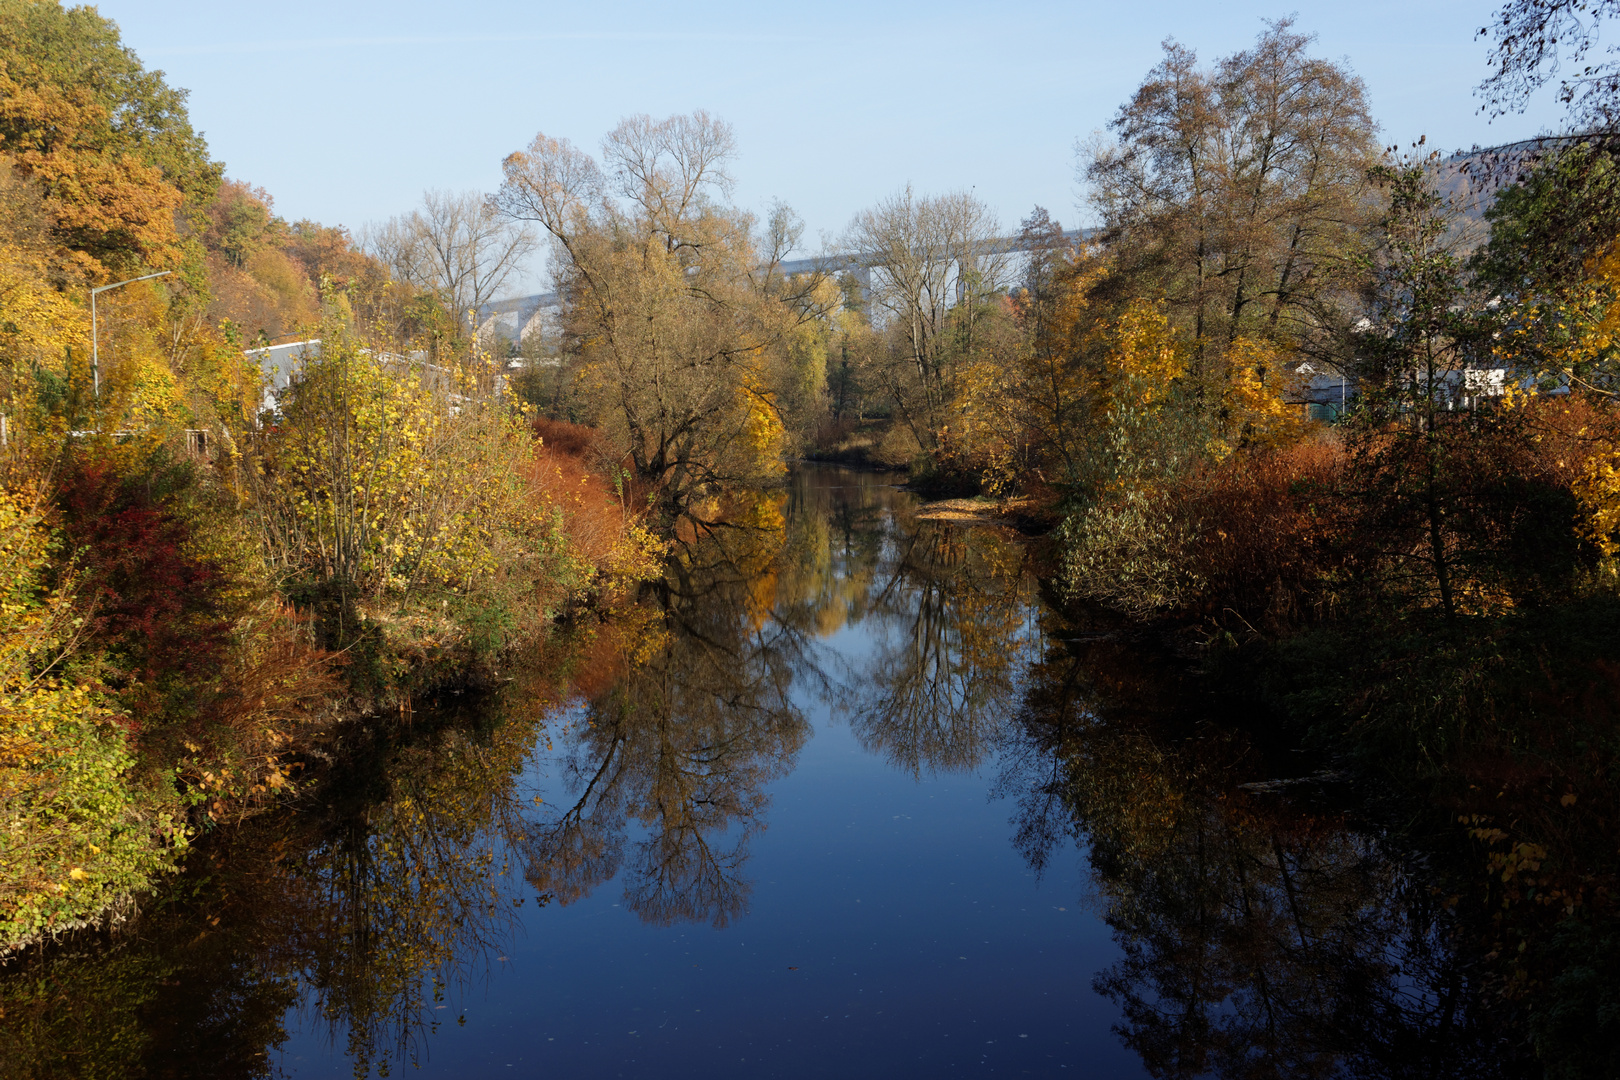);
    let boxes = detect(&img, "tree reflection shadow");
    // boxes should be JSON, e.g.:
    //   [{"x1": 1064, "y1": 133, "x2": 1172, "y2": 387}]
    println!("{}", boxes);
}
[
  {"x1": 764, "y1": 468, "x2": 1039, "y2": 778},
  {"x1": 0, "y1": 680, "x2": 562, "y2": 1080},
  {"x1": 520, "y1": 496, "x2": 811, "y2": 927},
  {"x1": 0, "y1": 467, "x2": 1548, "y2": 1079},
  {"x1": 843, "y1": 518, "x2": 1035, "y2": 776},
  {"x1": 518, "y1": 470, "x2": 1041, "y2": 925},
  {"x1": 1000, "y1": 630, "x2": 1526, "y2": 1078},
  {"x1": 294, "y1": 718, "x2": 534, "y2": 1075}
]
